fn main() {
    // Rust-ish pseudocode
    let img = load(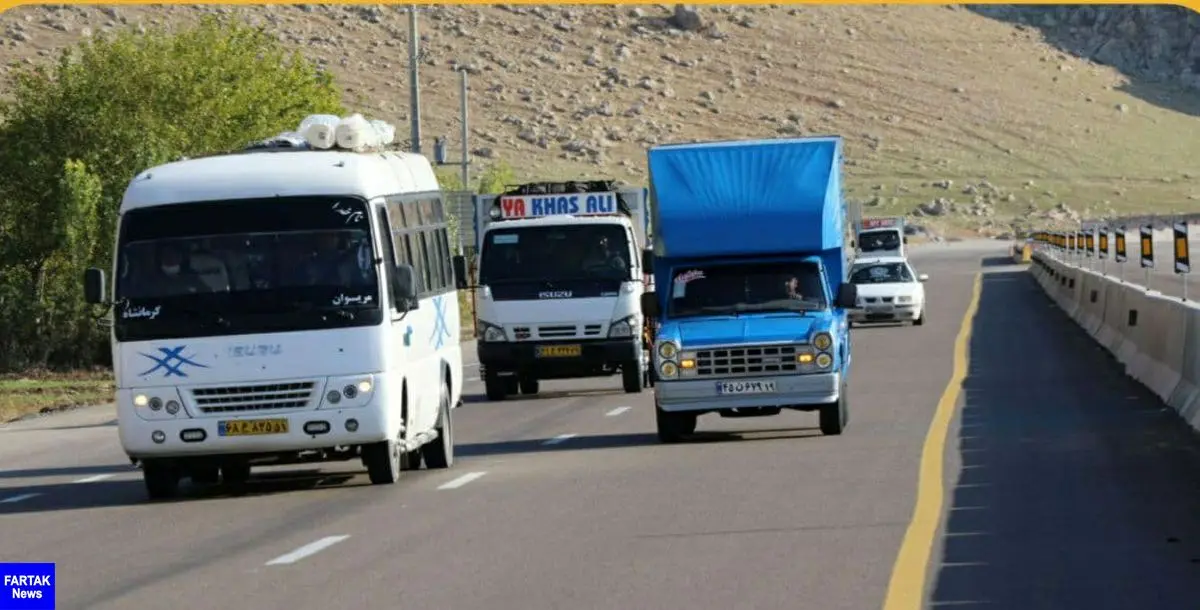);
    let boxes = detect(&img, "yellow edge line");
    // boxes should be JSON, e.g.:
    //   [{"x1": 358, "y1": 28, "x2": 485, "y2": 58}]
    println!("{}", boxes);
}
[{"x1": 881, "y1": 271, "x2": 983, "y2": 610}]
